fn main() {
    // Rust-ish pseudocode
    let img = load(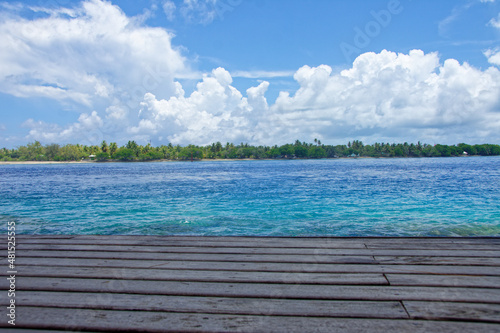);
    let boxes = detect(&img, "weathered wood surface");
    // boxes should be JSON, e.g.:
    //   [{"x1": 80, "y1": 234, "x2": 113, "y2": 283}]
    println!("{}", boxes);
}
[
  {"x1": 7, "y1": 243, "x2": 500, "y2": 257},
  {"x1": 1, "y1": 236, "x2": 499, "y2": 332}
]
